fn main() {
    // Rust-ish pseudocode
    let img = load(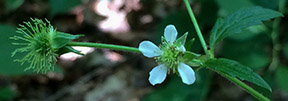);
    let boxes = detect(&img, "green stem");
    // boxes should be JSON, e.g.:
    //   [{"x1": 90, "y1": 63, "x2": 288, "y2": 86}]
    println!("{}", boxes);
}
[
  {"x1": 184, "y1": 0, "x2": 209, "y2": 57},
  {"x1": 183, "y1": 0, "x2": 270, "y2": 100},
  {"x1": 221, "y1": 72, "x2": 270, "y2": 101},
  {"x1": 67, "y1": 42, "x2": 141, "y2": 53},
  {"x1": 268, "y1": 0, "x2": 286, "y2": 72}
]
